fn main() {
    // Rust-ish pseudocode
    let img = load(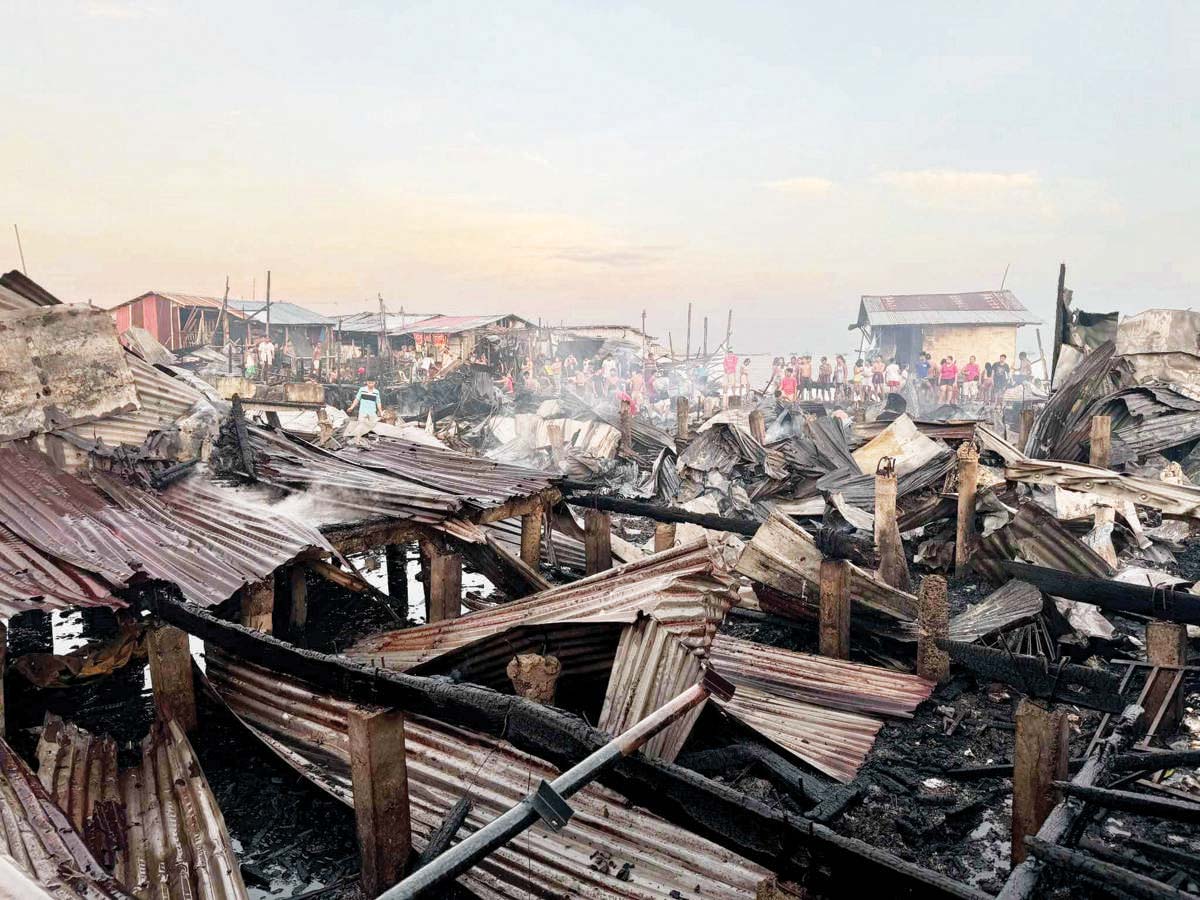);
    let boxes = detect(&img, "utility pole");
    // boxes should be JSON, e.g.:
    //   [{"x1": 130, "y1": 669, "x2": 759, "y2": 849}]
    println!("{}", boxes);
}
[
  {"x1": 378, "y1": 292, "x2": 389, "y2": 373},
  {"x1": 725, "y1": 309, "x2": 732, "y2": 351},
  {"x1": 640, "y1": 309, "x2": 647, "y2": 356},
  {"x1": 216, "y1": 276, "x2": 229, "y2": 349},
  {"x1": 685, "y1": 302, "x2": 692, "y2": 361},
  {"x1": 12, "y1": 225, "x2": 26, "y2": 275},
  {"x1": 265, "y1": 270, "x2": 272, "y2": 336},
  {"x1": 703, "y1": 316, "x2": 709, "y2": 358}
]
